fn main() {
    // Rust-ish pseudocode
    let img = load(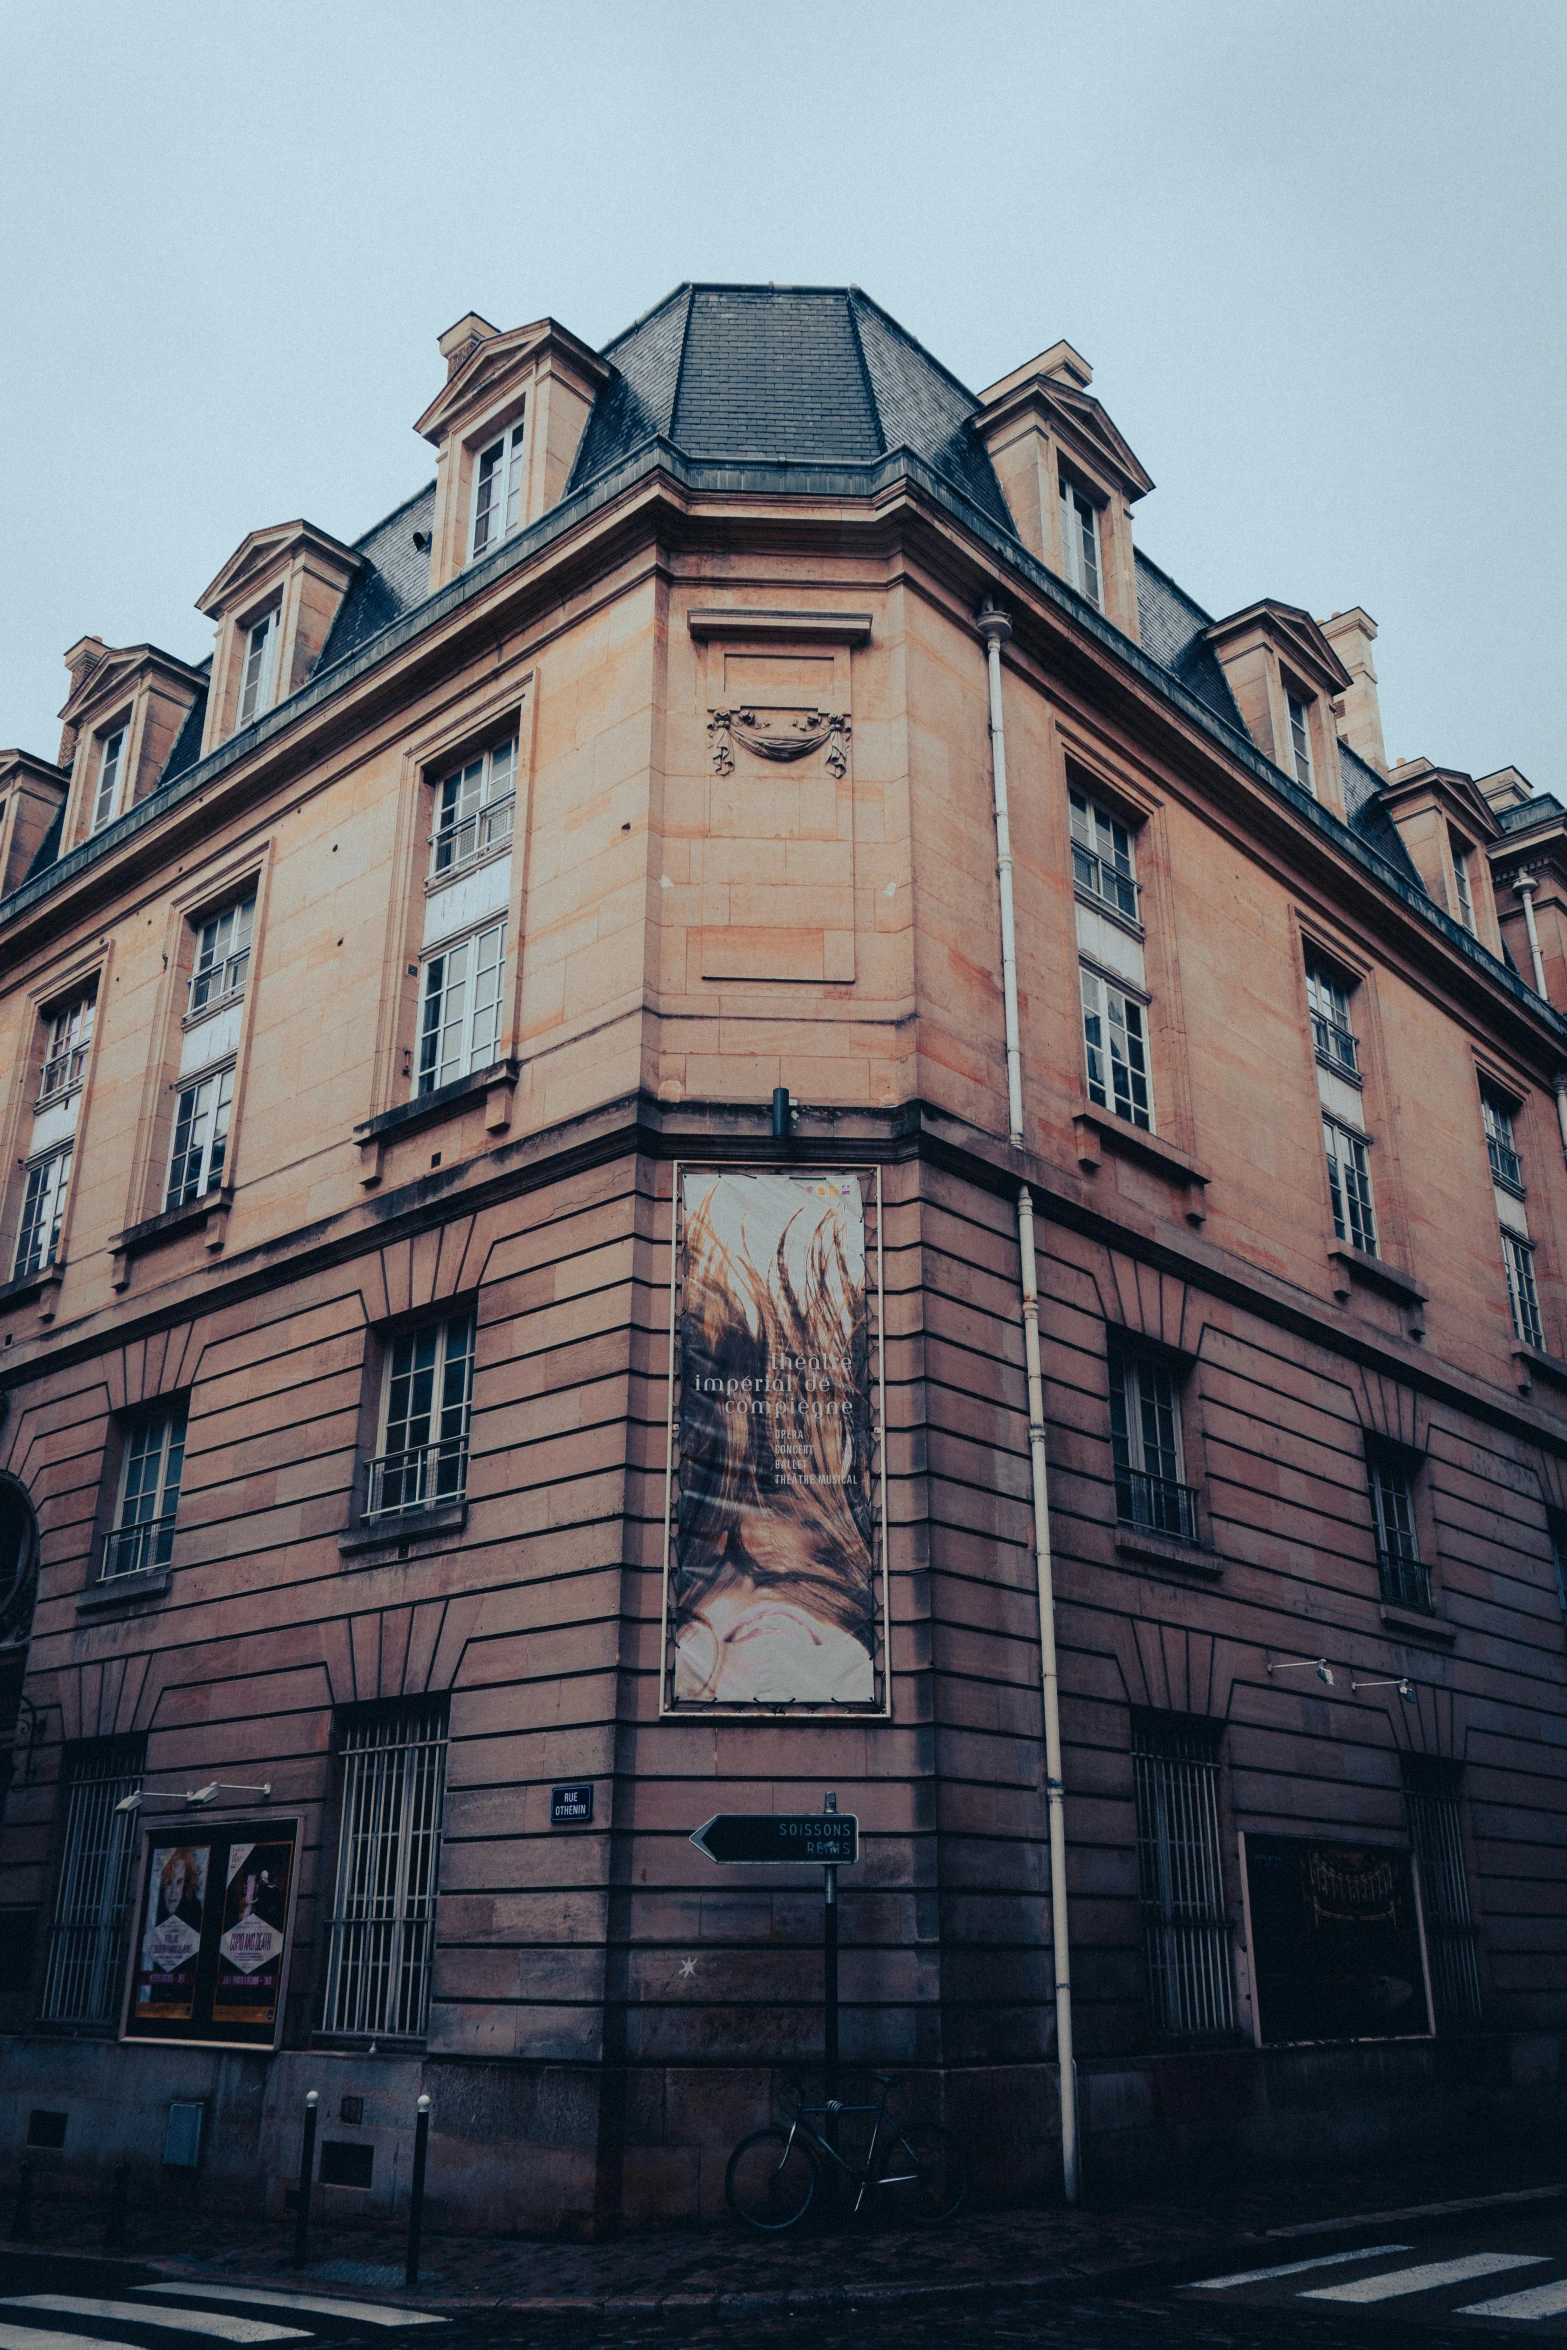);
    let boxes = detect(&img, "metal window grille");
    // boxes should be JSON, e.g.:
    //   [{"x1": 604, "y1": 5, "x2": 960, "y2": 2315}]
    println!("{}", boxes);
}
[
  {"x1": 1503, "y1": 1230, "x2": 1543, "y2": 1350},
  {"x1": 165, "y1": 1065, "x2": 235, "y2": 1209},
  {"x1": 1069, "y1": 787, "x2": 1138, "y2": 921},
  {"x1": 1324, "y1": 1115, "x2": 1377, "y2": 1255},
  {"x1": 1081, "y1": 965, "x2": 1153, "y2": 1130},
  {"x1": 324, "y1": 1705, "x2": 447, "y2": 2039},
  {"x1": 1305, "y1": 963, "x2": 1359, "y2": 1079},
  {"x1": 1368, "y1": 1449, "x2": 1428, "y2": 1610},
  {"x1": 1133, "y1": 1716, "x2": 1235, "y2": 2038},
  {"x1": 416, "y1": 921, "x2": 506, "y2": 1096},
  {"x1": 1110, "y1": 1354, "x2": 1199, "y2": 1543},
  {"x1": 367, "y1": 1313, "x2": 474, "y2": 1517},
  {"x1": 430, "y1": 739, "x2": 517, "y2": 878},
  {"x1": 104, "y1": 1408, "x2": 186, "y2": 1579},
  {"x1": 37, "y1": 994, "x2": 95, "y2": 1106},
  {"x1": 39, "y1": 1740, "x2": 144, "y2": 2023},
  {"x1": 188, "y1": 894, "x2": 256, "y2": 1014},
  {"x1": 1482, "y1": 1094, "x2": 1524, "y2": 1189},
  {"x1": 1402, "y1": 1763, "x2": 1482, "y2": 2029},
  {"x1": 14, "y1": 1148, "x2": 72, "y2": 1281}
]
